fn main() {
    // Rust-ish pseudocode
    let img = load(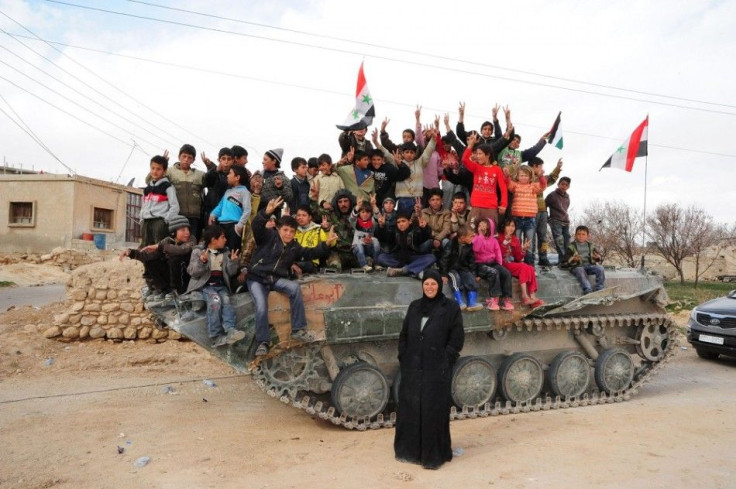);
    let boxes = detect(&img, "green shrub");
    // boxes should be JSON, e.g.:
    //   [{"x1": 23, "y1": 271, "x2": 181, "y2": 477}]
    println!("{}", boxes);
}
[{"x1": 664, "y1": 281, "x2": 734, "y2": 312}]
